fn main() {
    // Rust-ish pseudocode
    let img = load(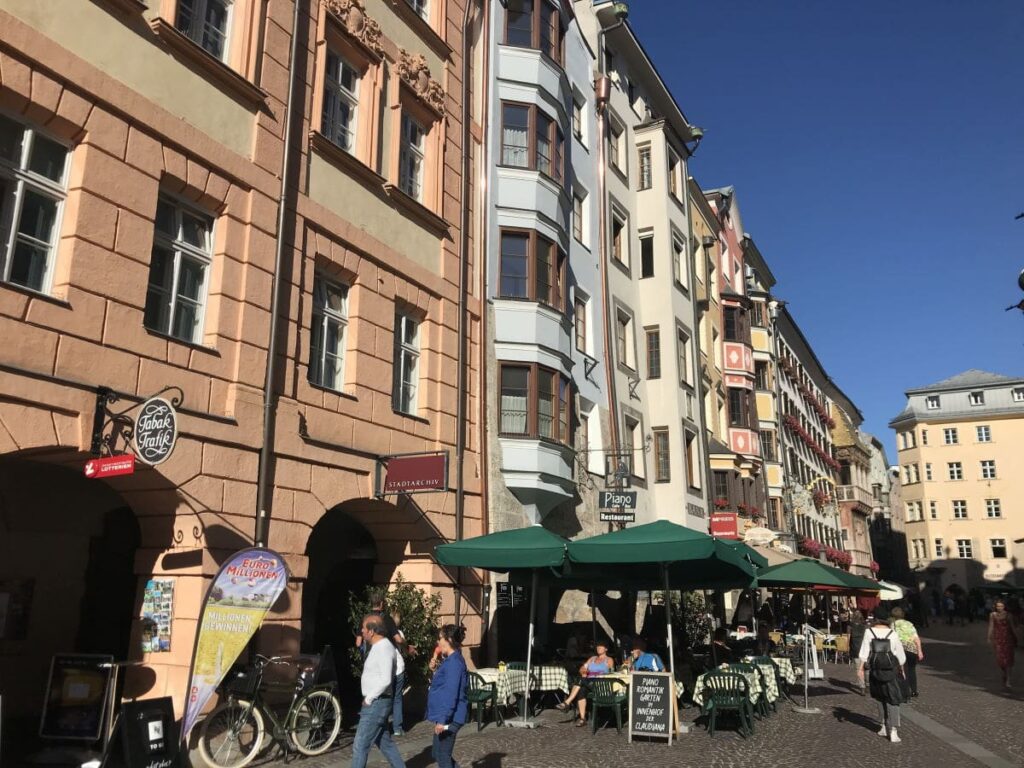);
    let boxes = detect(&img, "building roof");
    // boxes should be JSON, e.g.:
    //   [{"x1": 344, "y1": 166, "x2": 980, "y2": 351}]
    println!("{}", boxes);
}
[
  {"x1": 708, "y1": 437, "x2": 734, "y2": 456},
  {"x1": 907, "y1": 369, "x2": 1024, "y2": 395}
]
